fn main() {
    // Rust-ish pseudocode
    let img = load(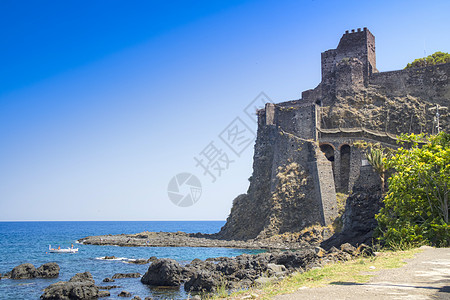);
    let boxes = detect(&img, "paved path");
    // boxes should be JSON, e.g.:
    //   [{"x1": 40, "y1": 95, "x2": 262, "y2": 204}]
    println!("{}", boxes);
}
[{"x1": 274, "y1": 246, "x2": 450, "y2": 300}]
